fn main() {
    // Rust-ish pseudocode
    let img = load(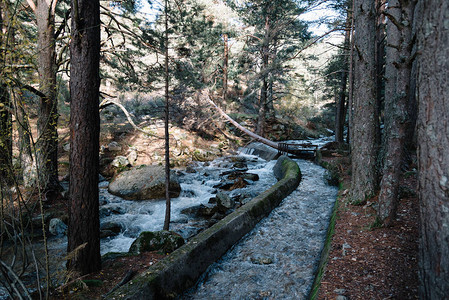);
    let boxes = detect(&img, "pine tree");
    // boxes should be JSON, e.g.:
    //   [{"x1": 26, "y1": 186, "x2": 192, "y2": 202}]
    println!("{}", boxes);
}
[{"x1": 67, "y1": 0, "x2": 101, "y2": 275}]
